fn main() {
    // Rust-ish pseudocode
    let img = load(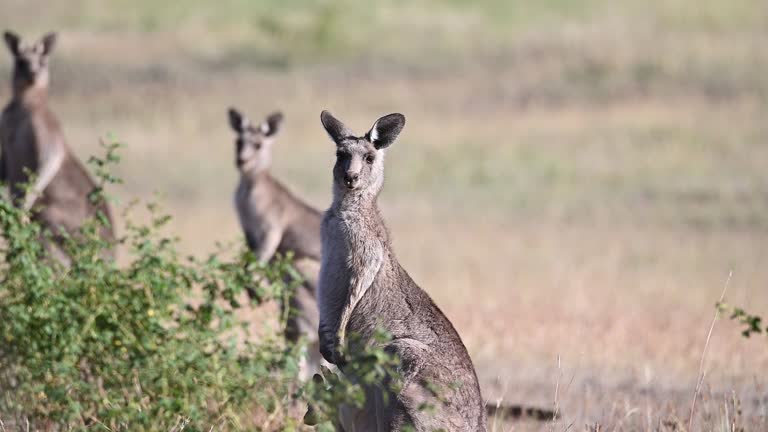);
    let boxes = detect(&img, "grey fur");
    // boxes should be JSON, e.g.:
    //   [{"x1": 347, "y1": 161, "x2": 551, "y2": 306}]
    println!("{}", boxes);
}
[
  {"x1": 0, "y1": 30, "x2": 114, "y2": 263},
  {"x1": 318, "y1": 110, "x2": 487, "y2": 431},
  {"x1": 229, "y1": 107, "x2": 324, "y2": 379}
]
